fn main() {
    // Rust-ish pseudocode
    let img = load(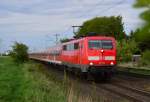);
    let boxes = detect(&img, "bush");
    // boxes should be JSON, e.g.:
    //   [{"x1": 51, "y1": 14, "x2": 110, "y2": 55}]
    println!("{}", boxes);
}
[
  {"x1": 140, "y1": 50, "x2": 150, "y2": 66},
  {"x1": 10, "y1": 42, "x2": 29, "y2": 63},
  {"x1": 117, "y1": 39, "x2": 140, "y2": 62}
]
